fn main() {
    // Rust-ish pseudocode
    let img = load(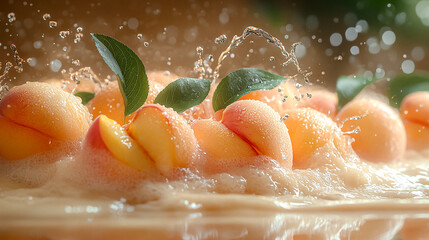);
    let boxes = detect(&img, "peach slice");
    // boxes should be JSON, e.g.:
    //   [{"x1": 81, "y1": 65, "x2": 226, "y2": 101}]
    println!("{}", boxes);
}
[
  {"x1": 221, "y1": 100, "x2": 293, "y2": 168},
  {"x1": 400, "y1": 91, "x2": 429, "y2": 150},
  {"x1": 336, "y1": 99, "x2": 406, "y2": 163},
  {"x1": 84, "y1": 115, "x2": 154, "y2": 171},
  {"x1": 88, "y1": 80, "x2": 164, "y2": 124},
  {"x1": 282, "y1": 107, "x2": 347, "y2": 169},
  {"x1": 0, "y1": 82, "x2": 90, "y2": 141},
  {"x1": 298, "y1": 90, "x2": 338, "y2": 118},
  {"x1": 0, "y1": 116, "x2": 53, "y2": 160},
  {"x1": 192, "y1": 119, "x2": 257, "y2": 159},
  {"x1": 127, "y1": 104, "x2": 198, "y2": 175}
]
